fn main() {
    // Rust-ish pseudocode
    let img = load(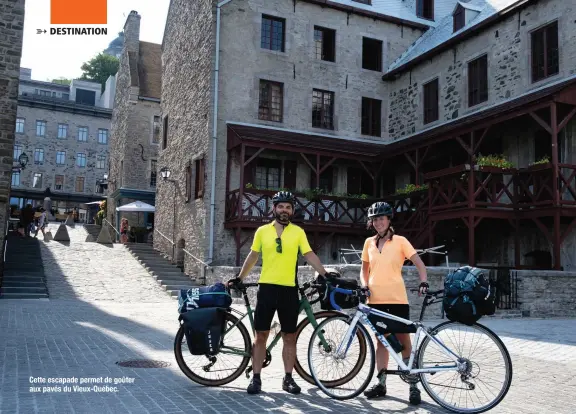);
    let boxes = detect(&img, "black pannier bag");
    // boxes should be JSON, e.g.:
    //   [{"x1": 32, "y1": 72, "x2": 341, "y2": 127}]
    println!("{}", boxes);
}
[
  {"x1": 180, "y1": 307, "x2": 227, "y2": 355},
  {"x1": 443, "y1": 266, "x2": 497, "y2": 326},
  {"x1": 177, "y1": 283, "x2": 232, "y2": 313},
  {"x1": 317, "y1": 274, "x2": 360, "y2": 310}
]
